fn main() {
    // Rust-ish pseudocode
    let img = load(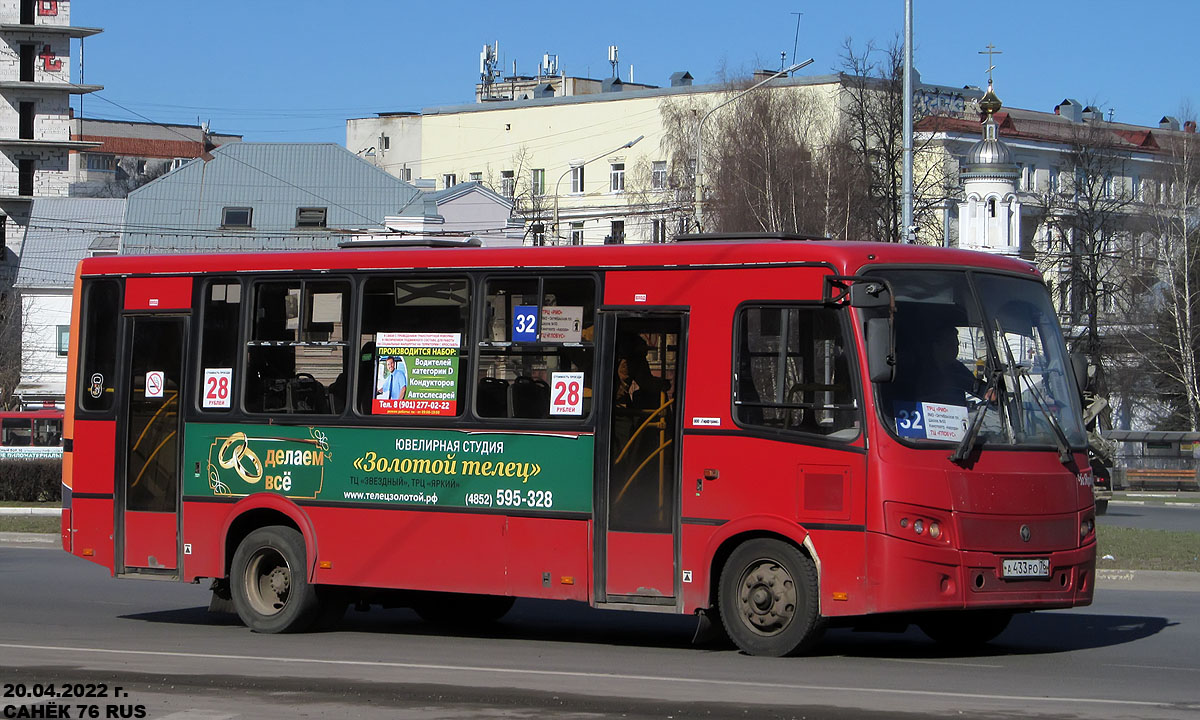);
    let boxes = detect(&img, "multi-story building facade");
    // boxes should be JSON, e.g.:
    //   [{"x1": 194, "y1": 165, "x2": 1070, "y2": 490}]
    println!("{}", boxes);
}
[{"x1": 0, "y1": 0, "x2": 101, "y2": 268}]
